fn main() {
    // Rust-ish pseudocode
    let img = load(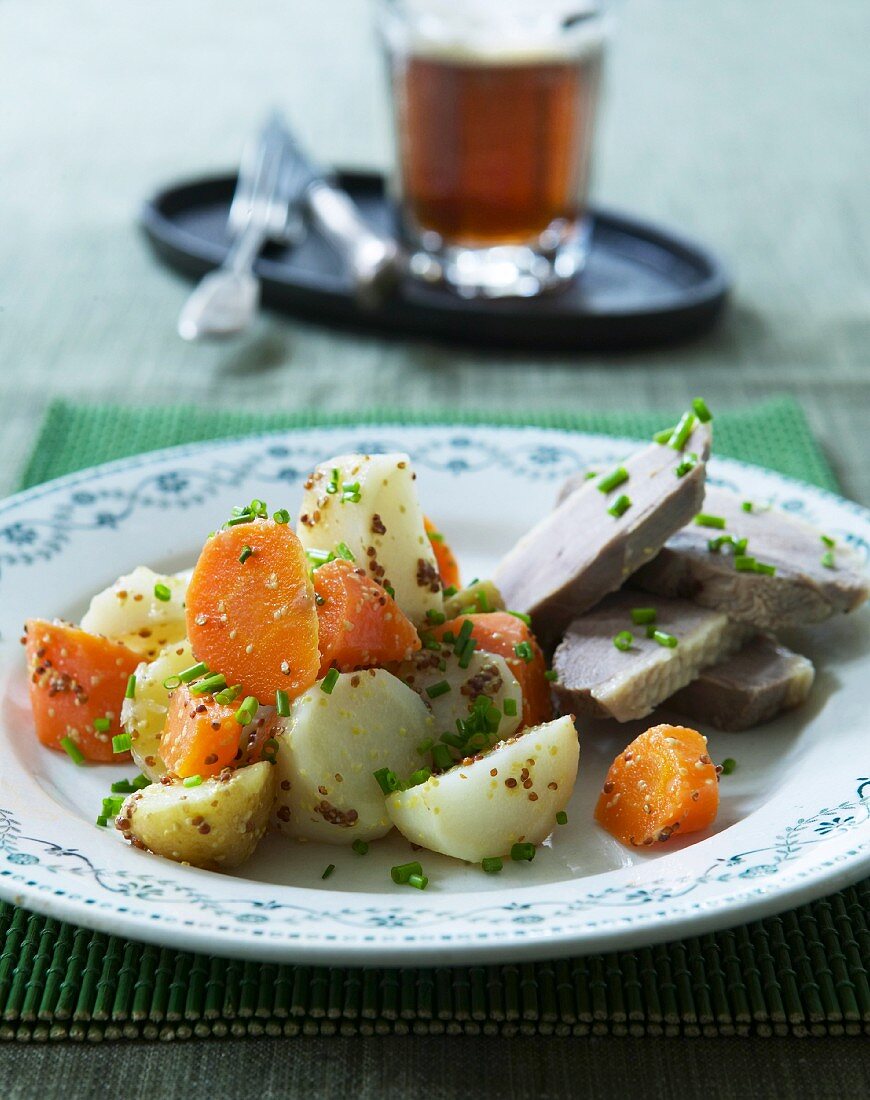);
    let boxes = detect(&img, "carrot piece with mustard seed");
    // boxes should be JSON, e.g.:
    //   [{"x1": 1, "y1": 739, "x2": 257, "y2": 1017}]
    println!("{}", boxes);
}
[
  {"x1": 160, "y1": 684, "x2": 244, "y2": 779},
  {"x1": 424, "y1": 516, "x2": 461, "y2": 590}
]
